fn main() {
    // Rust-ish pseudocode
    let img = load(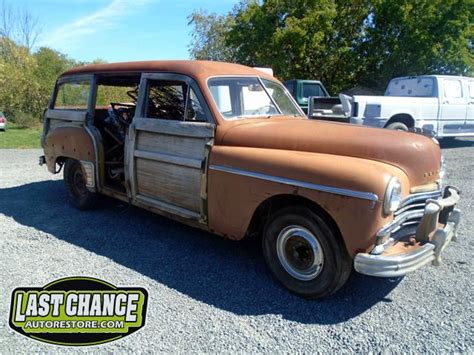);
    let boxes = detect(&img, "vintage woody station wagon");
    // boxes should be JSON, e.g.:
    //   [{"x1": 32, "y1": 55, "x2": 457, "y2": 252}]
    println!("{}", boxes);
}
[{"x1": 40, "y1": 61, "x2": 461, "y2": 298}]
